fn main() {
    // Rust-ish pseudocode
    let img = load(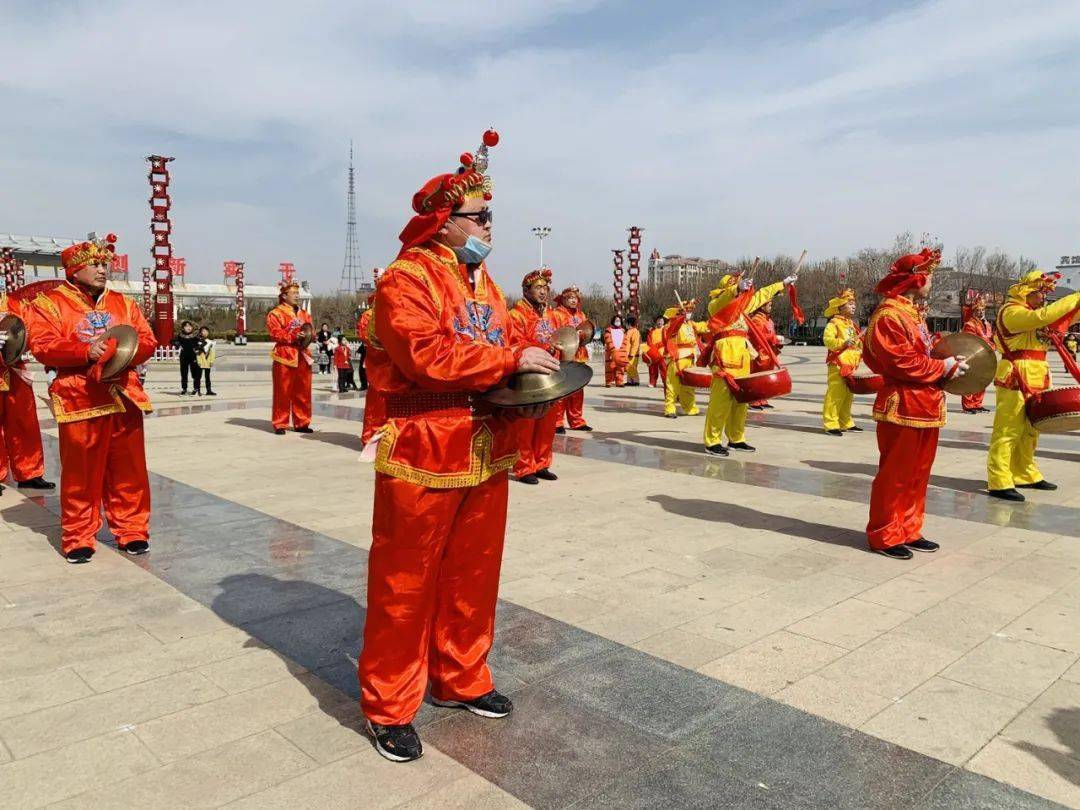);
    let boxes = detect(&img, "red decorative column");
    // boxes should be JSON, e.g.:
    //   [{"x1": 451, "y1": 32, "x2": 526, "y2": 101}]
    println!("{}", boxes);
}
[
  {"x1": 1, "y1": 247, "x2": 16, "y2": 292},
  {"x1": 612, "y1": 249, "x2": 625, "y2": 316},
  {"x1": 627, "y1": 226, "x2": 643, "y2": 319},
  {"x1": 147, "y1": 155, "x2": 176, "y2": 348}
]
